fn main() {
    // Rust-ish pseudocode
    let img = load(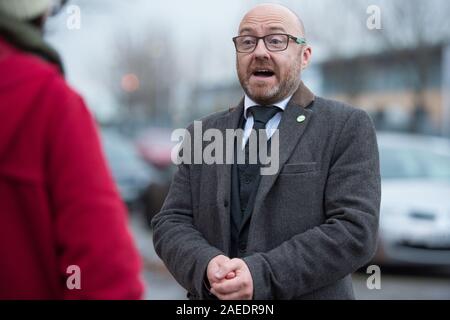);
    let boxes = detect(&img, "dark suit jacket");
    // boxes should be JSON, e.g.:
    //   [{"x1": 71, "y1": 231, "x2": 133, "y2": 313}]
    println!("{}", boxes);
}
[{"x1": 152, "y1": 82, "x2": 381, "y2": 299}]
